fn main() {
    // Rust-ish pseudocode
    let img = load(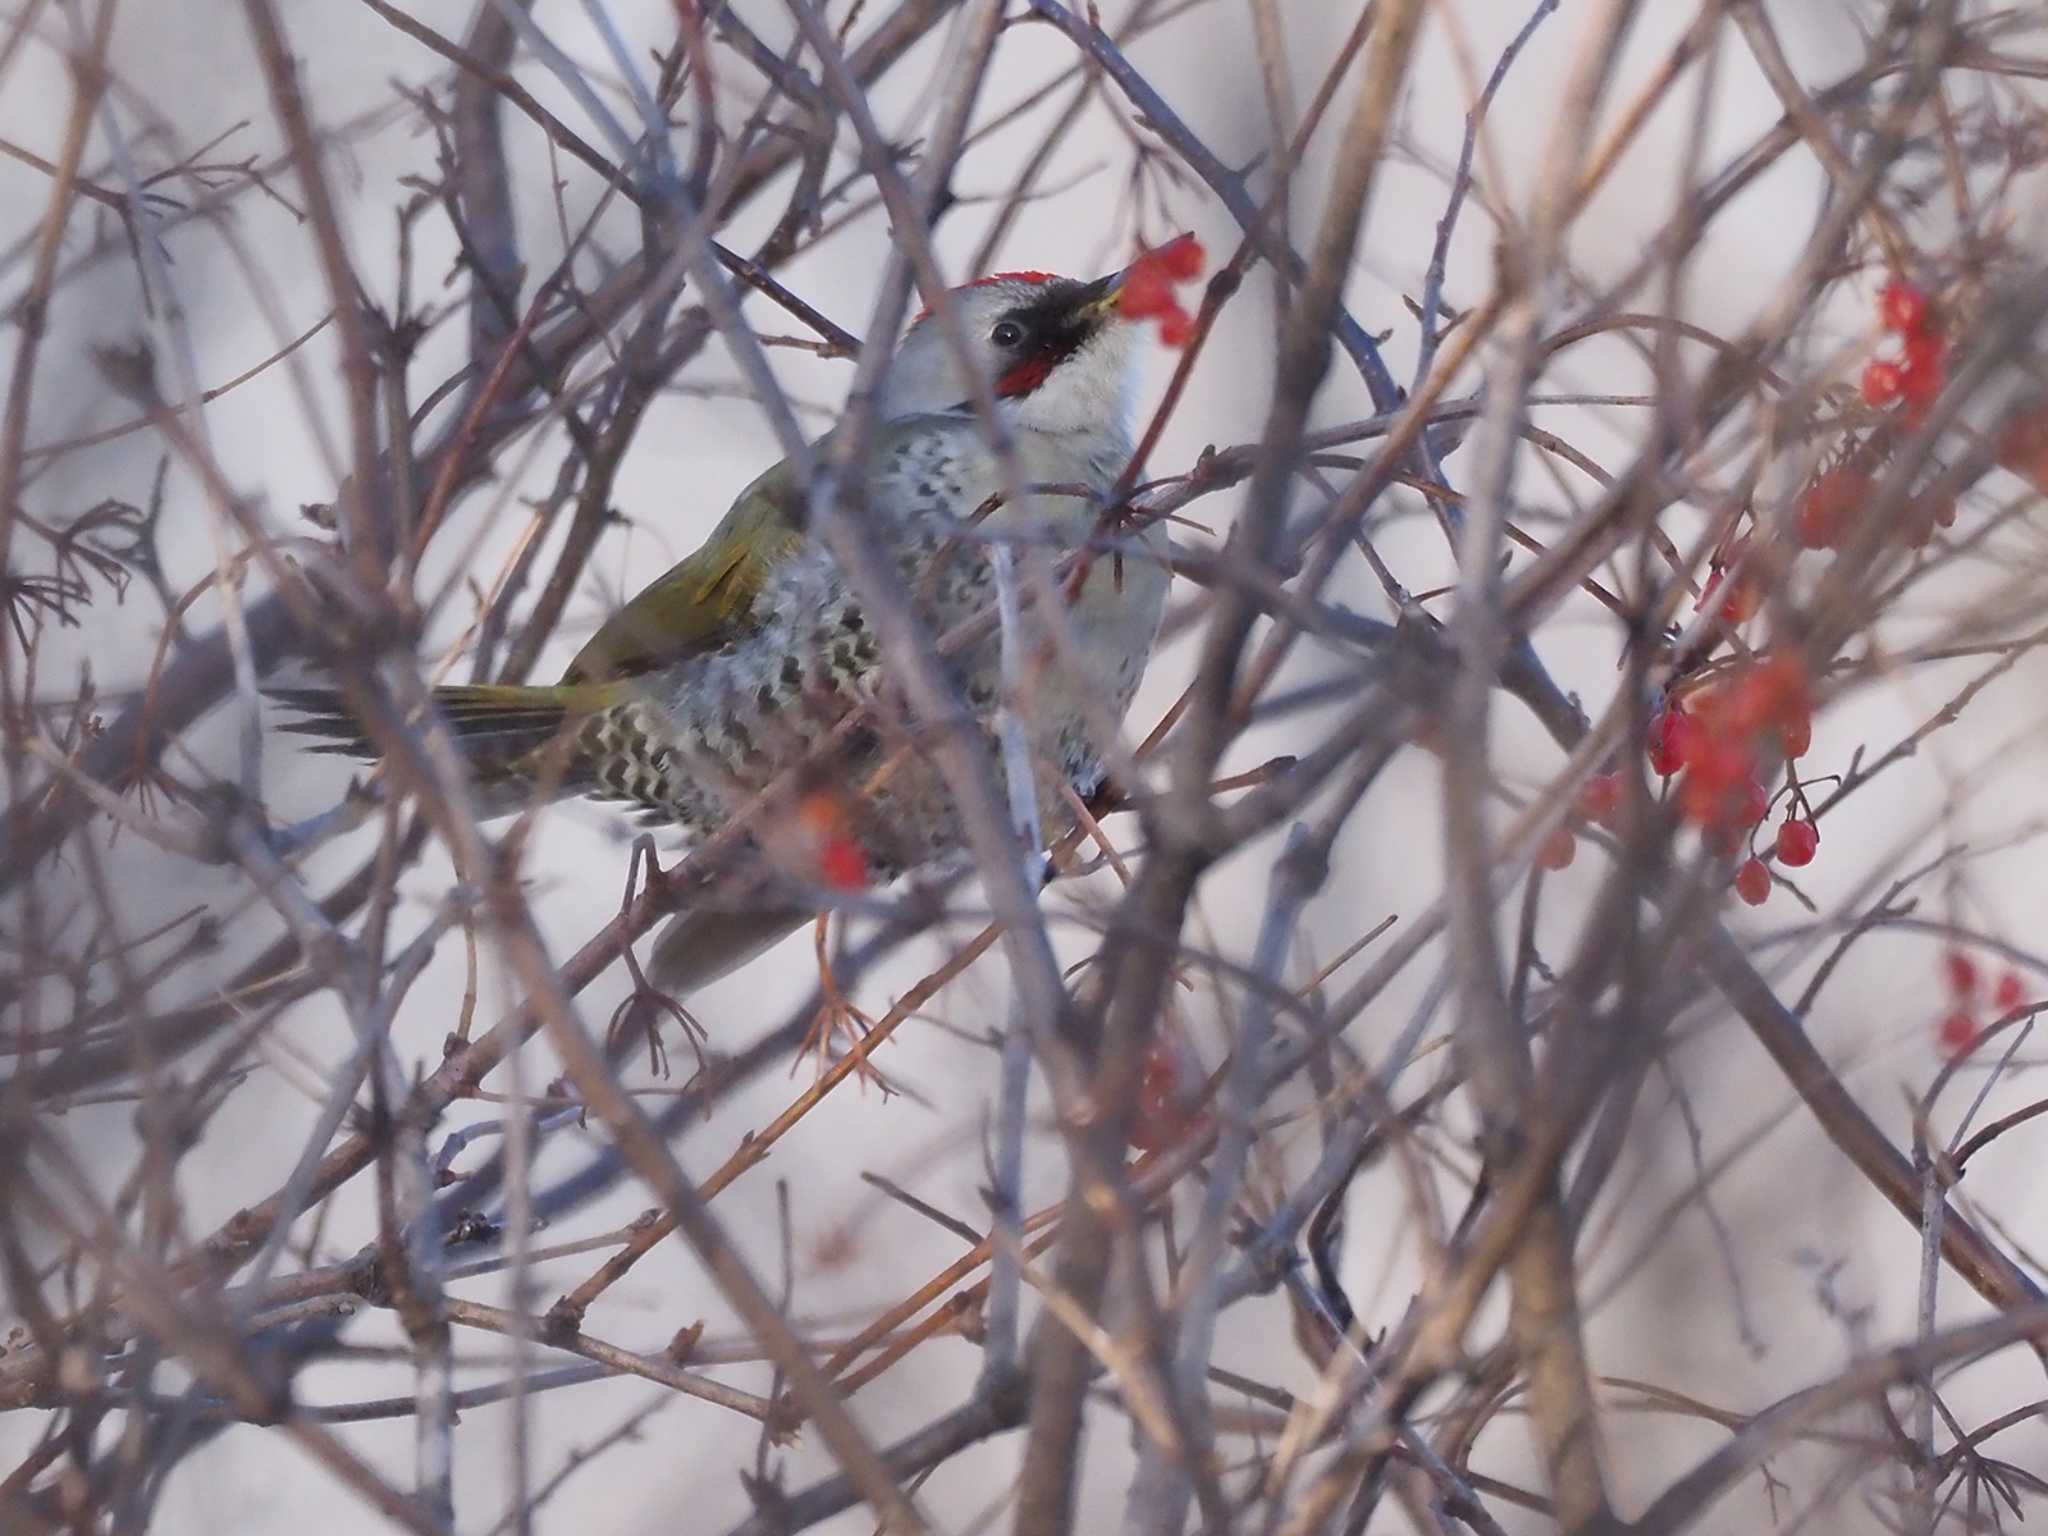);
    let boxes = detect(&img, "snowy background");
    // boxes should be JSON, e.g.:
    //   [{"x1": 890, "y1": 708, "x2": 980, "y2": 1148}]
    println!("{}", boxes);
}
[{"x1": 4, "y1": 2, "x2": 2046, "y2": 1532}]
